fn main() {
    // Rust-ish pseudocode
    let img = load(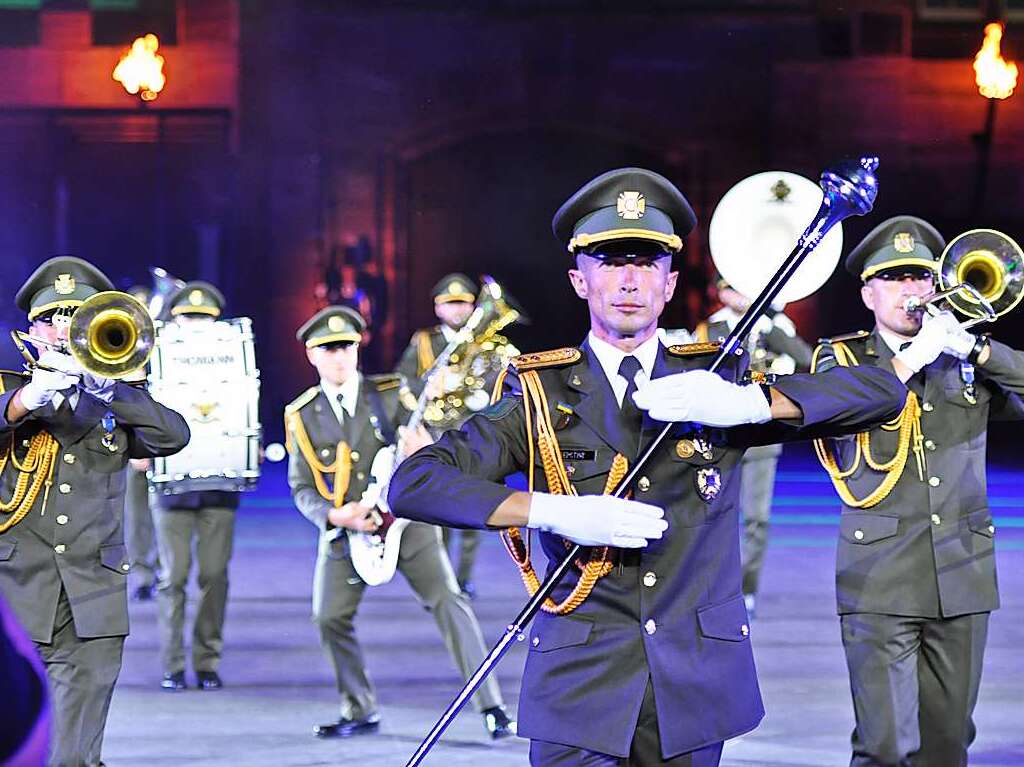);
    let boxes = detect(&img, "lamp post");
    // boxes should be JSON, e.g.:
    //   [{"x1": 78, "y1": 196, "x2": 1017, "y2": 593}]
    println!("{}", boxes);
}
[
  {"x1": 112, "y1": 33, "x2": 166, "y2": 102},
  {"x1": 970, "y1": 22, "x2": 1017, "y2": 218}
]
